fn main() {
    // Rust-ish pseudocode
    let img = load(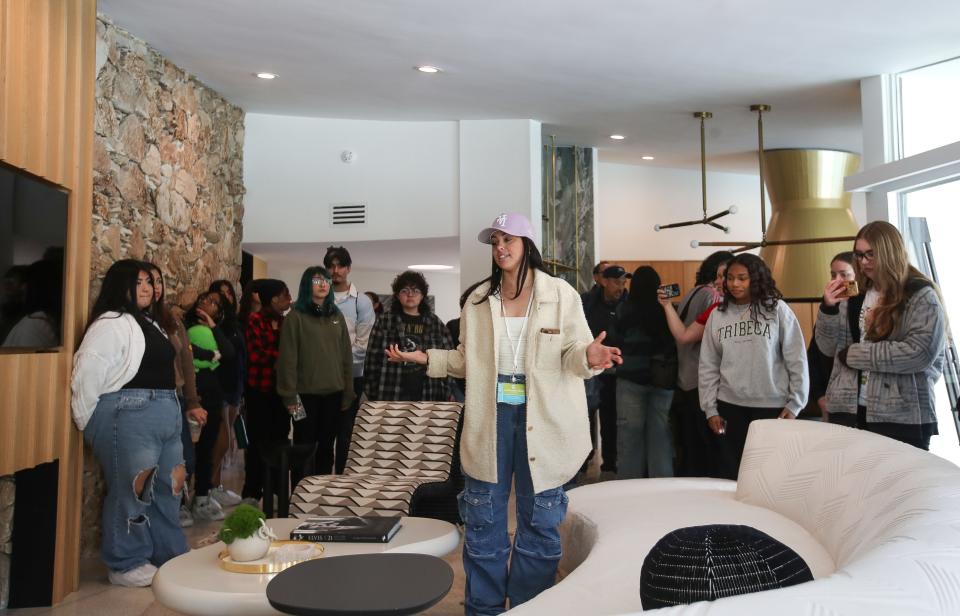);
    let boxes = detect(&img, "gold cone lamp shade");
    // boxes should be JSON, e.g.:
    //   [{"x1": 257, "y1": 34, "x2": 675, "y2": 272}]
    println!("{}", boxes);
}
[{"x1": 759, "y1": 149, "x2": 861, "y2": 300}]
